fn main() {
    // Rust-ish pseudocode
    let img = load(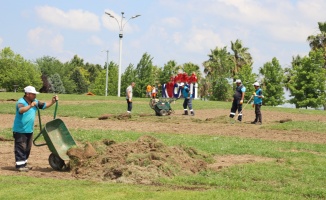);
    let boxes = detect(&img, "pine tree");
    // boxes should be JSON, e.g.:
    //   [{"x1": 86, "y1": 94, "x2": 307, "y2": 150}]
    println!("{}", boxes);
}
[{"x1": 49, "y1": 73, "x2": 65, "y2": 94}]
